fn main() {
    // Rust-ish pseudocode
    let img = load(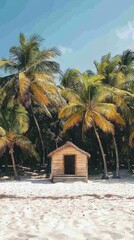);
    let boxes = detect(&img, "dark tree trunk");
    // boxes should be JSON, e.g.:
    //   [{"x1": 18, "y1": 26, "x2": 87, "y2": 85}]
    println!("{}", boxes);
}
[
  {"x1": 31, "y1": 106, "x2": 45, "y2": 165},
  {"x1": 55, "y1": 139, "x2": 58, "y2": 149},
  {"x1": 112, "y1": 134, "x2": 121, "y2": 178},
  {"x1": 126, "y1": 122, "x2": 132, "y2": 173},
  {"x1": 9, "y1": 148, "x2": 20, "y2": 180},
  {"x1": 127, "y1": 157, "x2": 132, "y2": 174},
  {"x1": 93, "y1": 123, "x2": 109, "y2": 179},
  {"x1": 4, "y1": 155, "x2": 9, "y2": 176}
]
